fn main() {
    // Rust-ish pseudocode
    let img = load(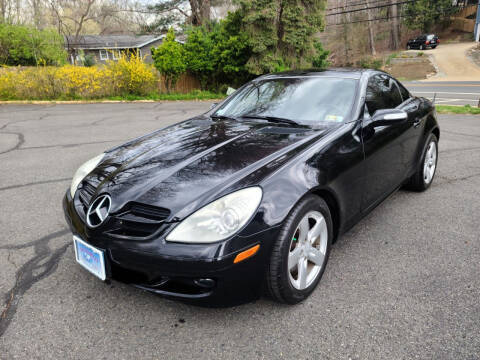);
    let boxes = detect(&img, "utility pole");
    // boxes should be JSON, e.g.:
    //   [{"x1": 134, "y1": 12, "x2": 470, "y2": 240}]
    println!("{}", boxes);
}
[
  {"x1": 475, "y1": 0, "x2": 480, "y2": 42},
  {"x1": 391, "y1": 0, "x2": 400, "y2": 49},
  {"x1": 366, "y1": 0, "x2": 376, "y2": 56}
]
